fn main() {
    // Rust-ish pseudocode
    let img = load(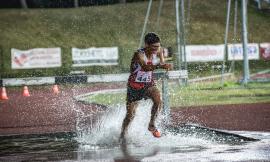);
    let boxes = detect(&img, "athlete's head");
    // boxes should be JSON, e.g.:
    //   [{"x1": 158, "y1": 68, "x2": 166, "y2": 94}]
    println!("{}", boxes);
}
[
  {"x1": 144, "y1": 32, "x2": 161, "y2": 54},
  {"x1": 145, "y1": 32, "x2": 160, "y2": 45}
]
